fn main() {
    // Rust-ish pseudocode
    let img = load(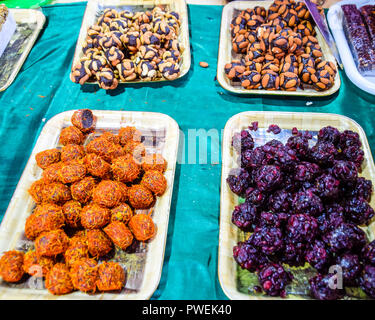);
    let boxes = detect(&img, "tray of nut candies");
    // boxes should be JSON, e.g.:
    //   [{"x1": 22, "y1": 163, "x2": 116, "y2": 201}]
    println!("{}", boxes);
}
[
  {"x1": 70, "y1": 0, "x2": 190, "y2": 90},
  {"x1": 0, "y1": 109, "x2": 179, "y2": 299},
  {"x1": 217, "y1": 0, "x2": 341, "y2": 96}
]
